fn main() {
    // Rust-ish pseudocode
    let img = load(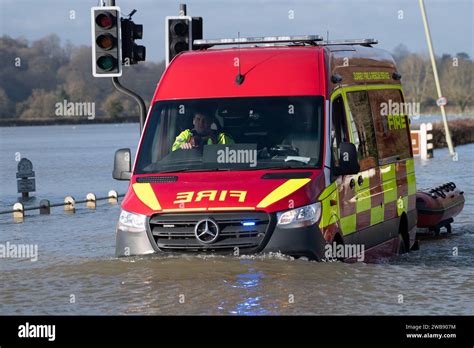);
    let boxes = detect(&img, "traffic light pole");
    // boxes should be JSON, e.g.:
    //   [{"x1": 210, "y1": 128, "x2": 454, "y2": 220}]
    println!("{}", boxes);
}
[
  {"x1": 106, "y1": 0, "x2": 146, "y2": 132},
  {"x1": 111, "y1": 77, "x2": 146, "y2": 131}
]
